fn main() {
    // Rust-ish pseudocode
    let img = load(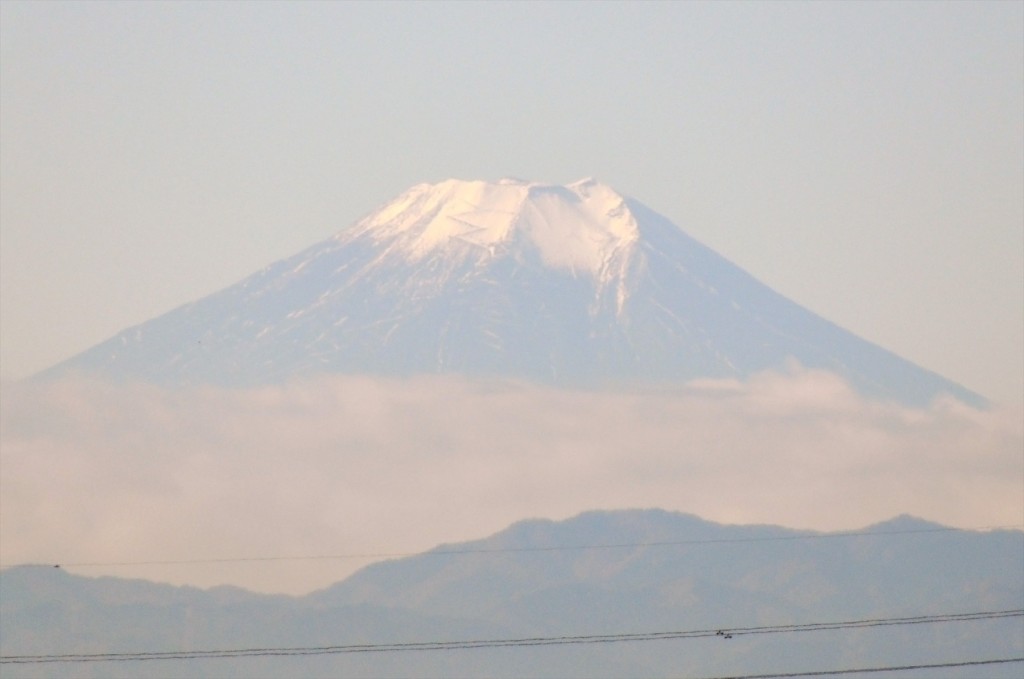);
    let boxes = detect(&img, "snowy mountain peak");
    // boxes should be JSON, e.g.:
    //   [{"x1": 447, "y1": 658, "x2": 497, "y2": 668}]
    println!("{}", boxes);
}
[
  {"x1": 39, "y1": 178, "x2": 986, "y2": 407},
  {"x1": 350, "y1": 178, "x2": 640, "y2": 278}
]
